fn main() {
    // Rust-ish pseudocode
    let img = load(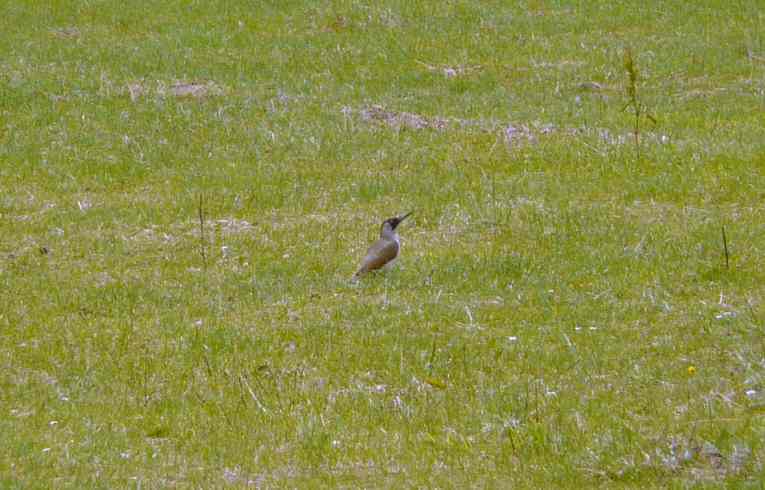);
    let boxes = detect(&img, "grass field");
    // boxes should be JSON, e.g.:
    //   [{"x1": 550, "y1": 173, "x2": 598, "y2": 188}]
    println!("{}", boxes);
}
[{"x1": 2, "y1": 0, "x2": 765, "y2": 487}]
